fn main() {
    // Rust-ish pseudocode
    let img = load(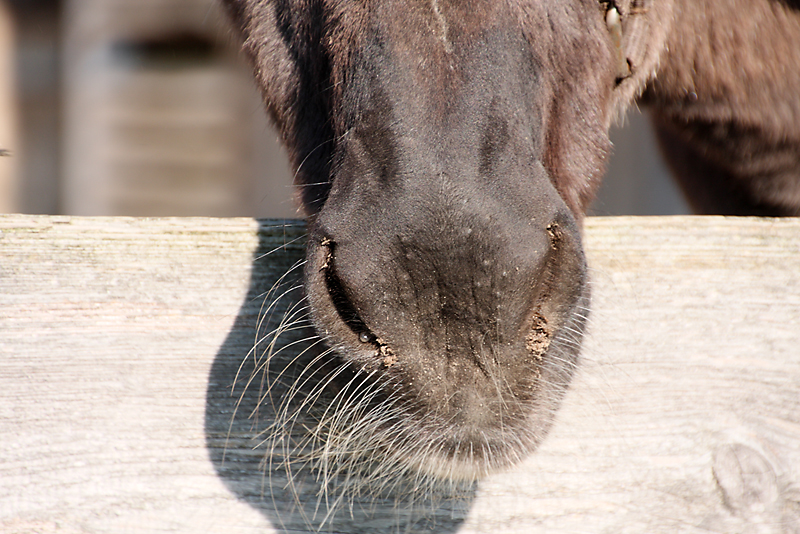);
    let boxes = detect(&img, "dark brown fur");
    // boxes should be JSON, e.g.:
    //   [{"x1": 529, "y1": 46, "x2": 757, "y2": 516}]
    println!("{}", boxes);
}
[
  {"x1": 221, "y1": 0, "x2": 800, "y2": 484},
  {"x1": 625, "y1": 0, "x2": 800, "y2": 214}
]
